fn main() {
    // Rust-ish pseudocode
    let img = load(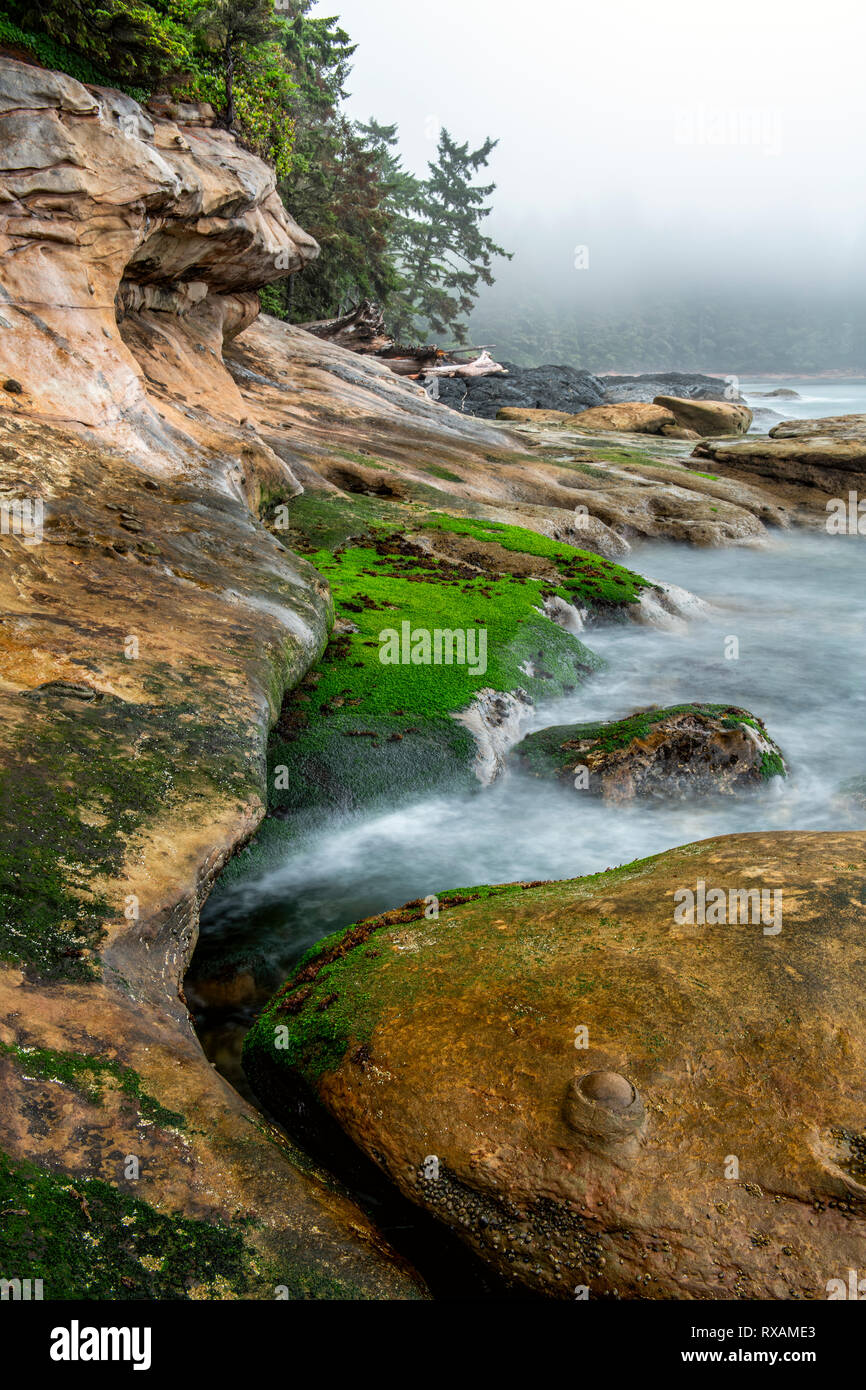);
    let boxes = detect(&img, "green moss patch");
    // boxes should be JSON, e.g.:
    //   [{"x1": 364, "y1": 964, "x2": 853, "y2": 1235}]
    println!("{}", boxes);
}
[
  {"x1": 0, "y1": 1147, "x2": 368, "y2": 1300},
  {"x1": 0, "y1": 1150, "x2": 253, "y2": 1299},
  {"x1": 260, "y1": 500, "x2": 617, "y2": 824},
  {"x1": 0, "y1": 1043, "x2": 185, "y2": 1130},
  {"x1": 421, "y1": 513, "x2": 652, "y2": 611},
  {"x1": 0, "y1": 1145, "x2": 254, "y2": 1295},
  {"x1": 0, "y1": 693, "x2": 258, "y2": 981},
  {"x1": 514, "y1": 703, "x2": 788, "y2": 784}
]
